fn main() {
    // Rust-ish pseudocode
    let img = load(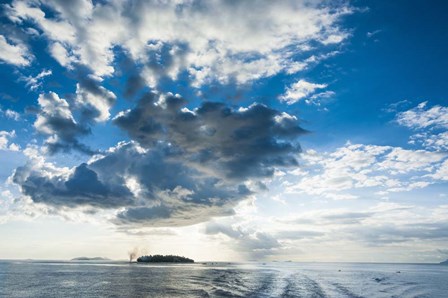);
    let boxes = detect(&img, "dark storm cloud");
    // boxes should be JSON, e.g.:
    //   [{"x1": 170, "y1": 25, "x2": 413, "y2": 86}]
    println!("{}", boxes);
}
[
  {"x1": 75, "y1": 74, "x2": 116, "y2": 122},
  {"x1": 14, "y1": 141, "x2": 244, "y2": 226},
  {"x1": 46, "y1": 138, "x2": 94, "y2": 155},
  {"x1": 34, "y1": 92, "x2": 94, "y2": 154},
  {"x1": 33, "y1": 73, "x2": 116, "y2": 154},
  {"x1": 115, "y1": 202, "x2": 236, "y2": 227},
  {"x1": 15, "y1": 94, "x2": 306, "y2": 226},
  {"x1": 13, "y1": 162, "x2": 134, "y2": 208},
  {"x1": 114, "y1": 92, "x2": 305, "y2": 179},
  {"x1": 3, "y1": 0, "x2": 353, "y2": 230},
  {"x1": 97, "y1": 141, "x2": 244, "y2": 226},
  {"x1": 117, "y1": 205, "x2": 173, "y2": 222},
  {"x1": 115, "y1": 54, "x2": 147, "y2": 99},
  {"x1": 124, "y1": 73, "x2": 146, "y2": 99}
]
